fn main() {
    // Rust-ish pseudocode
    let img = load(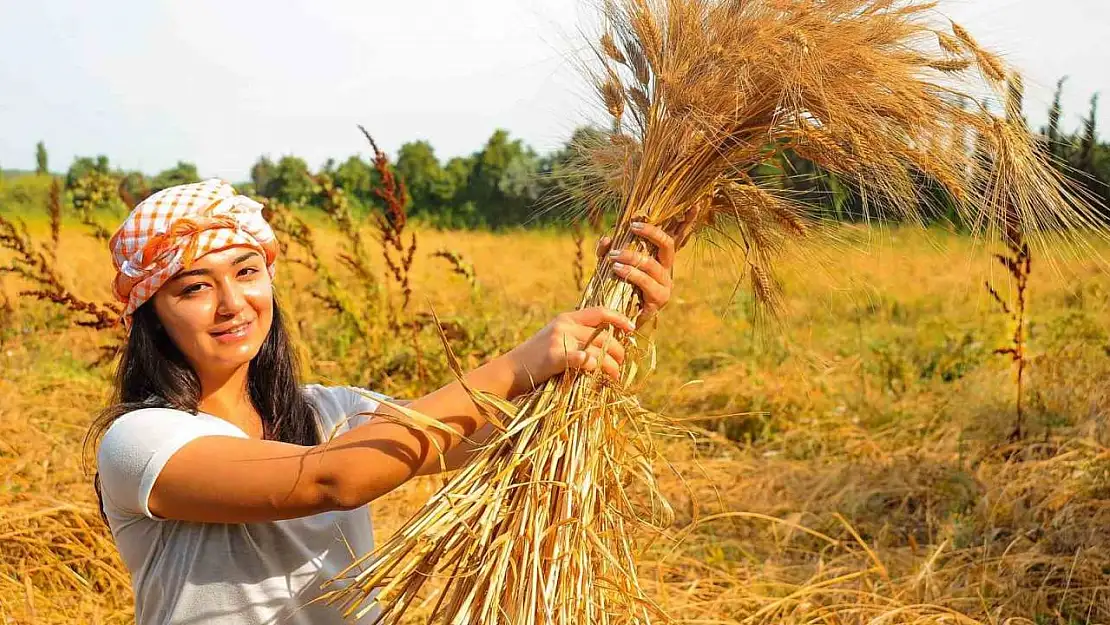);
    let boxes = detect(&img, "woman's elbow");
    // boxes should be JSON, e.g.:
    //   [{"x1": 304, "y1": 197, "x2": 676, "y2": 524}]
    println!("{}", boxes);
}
[
  {"x1": 311, "y1": 468, "x2": 397, "y2": 511},
  {"x1": 308, "y1": 471, "x2": 366, "y2": 512}
]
